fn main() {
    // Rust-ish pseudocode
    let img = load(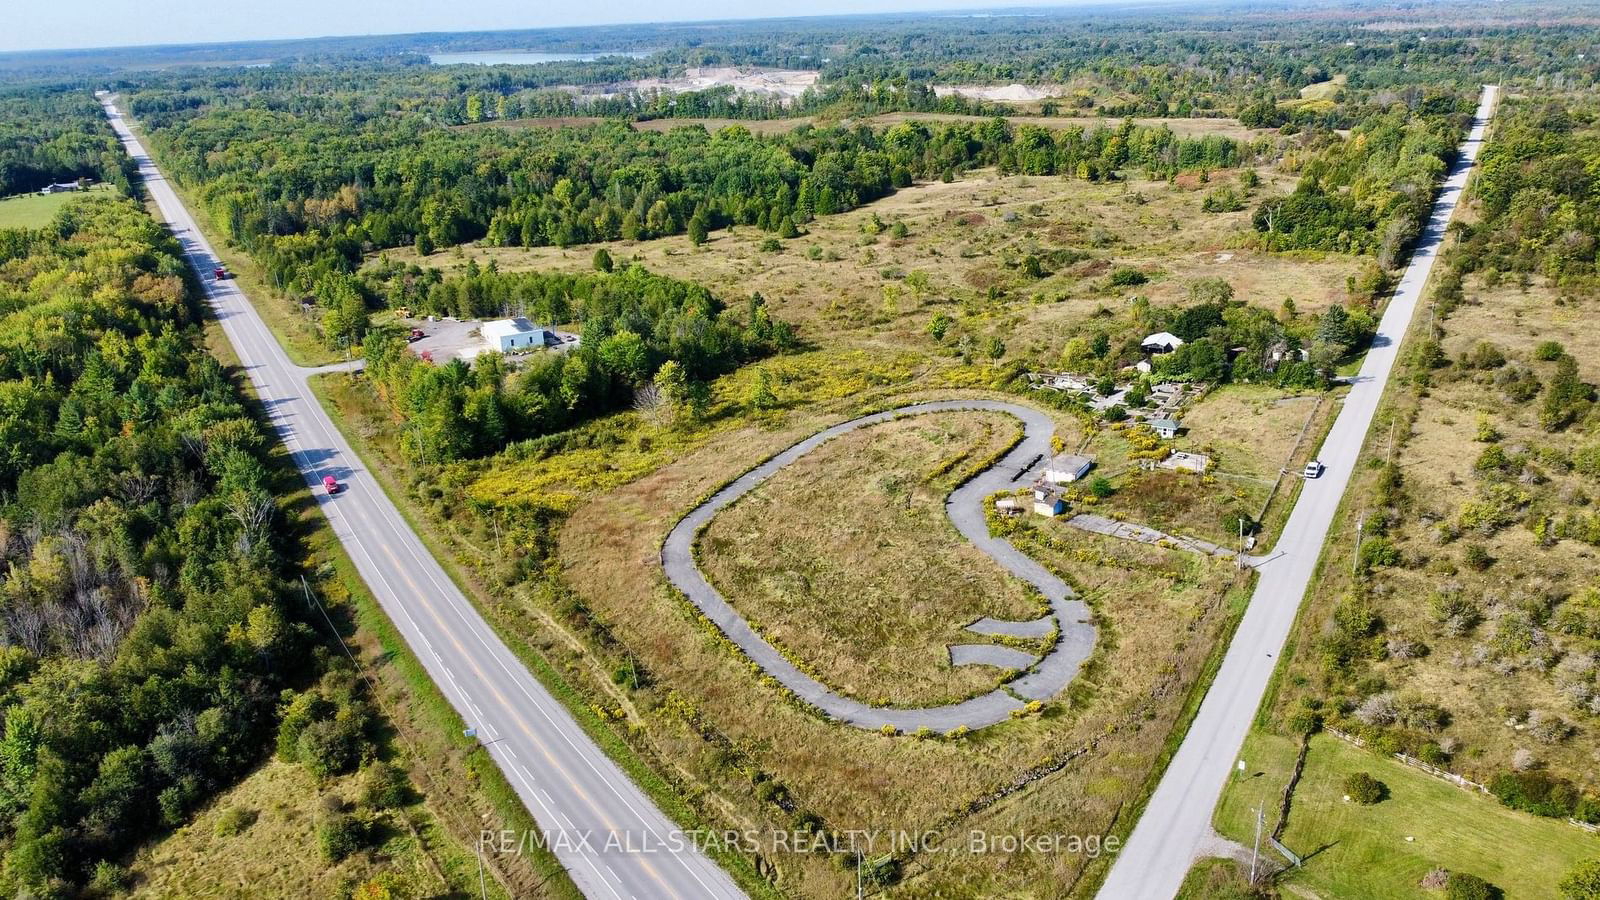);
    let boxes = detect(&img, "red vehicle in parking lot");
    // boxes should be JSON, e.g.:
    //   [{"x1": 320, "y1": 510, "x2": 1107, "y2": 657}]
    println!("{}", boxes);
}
[{"x1": 322, "y1": 475, "x2": 340, "y2": 494}]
